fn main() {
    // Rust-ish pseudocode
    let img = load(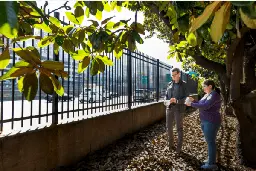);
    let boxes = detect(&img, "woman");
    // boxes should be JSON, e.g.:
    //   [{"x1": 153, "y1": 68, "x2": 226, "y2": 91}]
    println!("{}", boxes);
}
[{"x1": 185, "y1": 80, "x2": 221, "y2": 170}]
